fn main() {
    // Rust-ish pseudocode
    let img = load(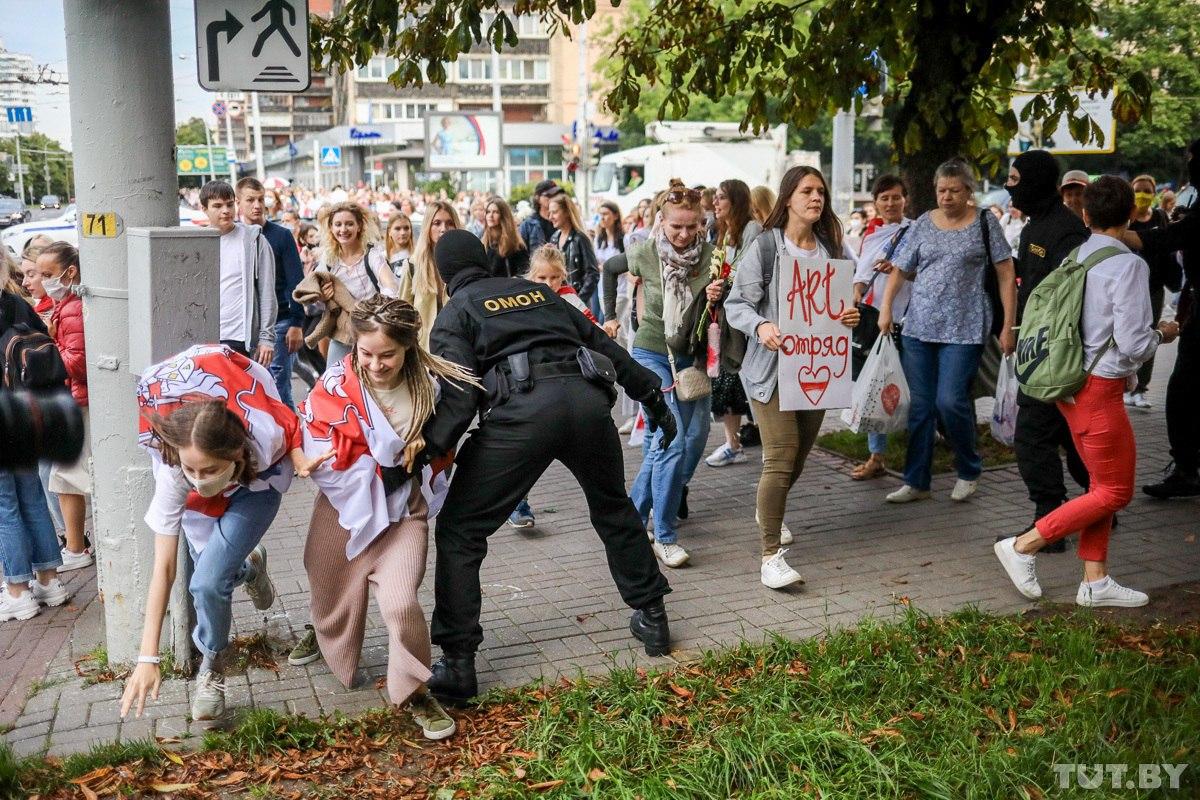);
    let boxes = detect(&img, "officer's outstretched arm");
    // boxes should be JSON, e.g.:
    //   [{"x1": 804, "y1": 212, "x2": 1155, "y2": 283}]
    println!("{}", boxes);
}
[
  {"x1": 571, "y1": 304, "x2": 661, "y2": 402},
  {"x1": 423, "y1": 308, "x2": 484, "y2": 458}
]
